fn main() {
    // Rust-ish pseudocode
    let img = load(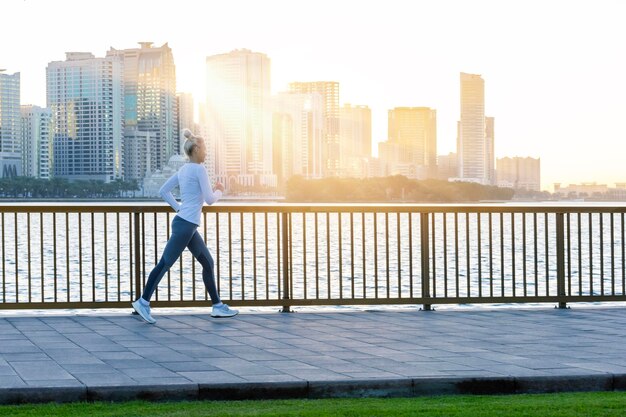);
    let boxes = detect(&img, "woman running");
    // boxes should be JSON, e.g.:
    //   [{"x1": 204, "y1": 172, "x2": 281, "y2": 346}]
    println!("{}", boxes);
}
[{"x1": 132, "y1": 129, "x2": 238, "y2": 323}]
